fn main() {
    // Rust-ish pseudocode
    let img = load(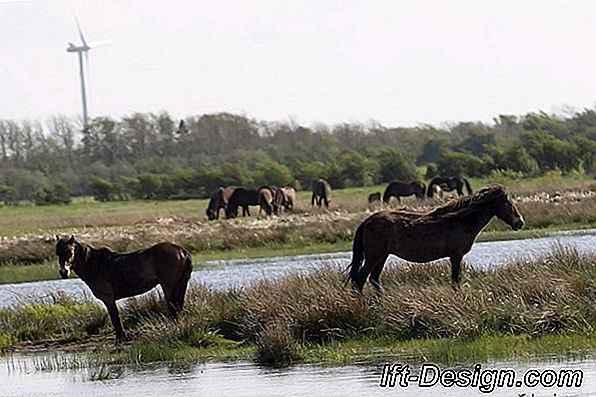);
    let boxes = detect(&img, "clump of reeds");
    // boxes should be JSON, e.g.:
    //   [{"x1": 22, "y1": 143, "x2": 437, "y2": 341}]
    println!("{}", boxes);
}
[
  {"x1": 239, "y1": 265, "x2": 371, "y2": 343},
  {"x1": 255, "y1": 322, "x2": 302, "y2": 366}
]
